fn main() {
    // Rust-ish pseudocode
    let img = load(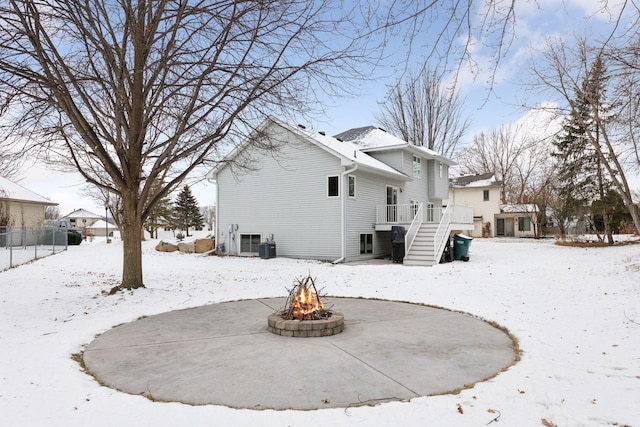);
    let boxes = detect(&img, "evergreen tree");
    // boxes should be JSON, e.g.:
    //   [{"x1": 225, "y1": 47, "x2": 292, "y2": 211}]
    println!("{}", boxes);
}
[
  {"x1": 144, "y1": 196, "x2": 173, "y2": 239},
  {"x1": 552, "y1": 56, "x2": 614, "y2": 242},
  {"x1": 173, "y1": 185, "x2": 204, "y2": 237}
]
